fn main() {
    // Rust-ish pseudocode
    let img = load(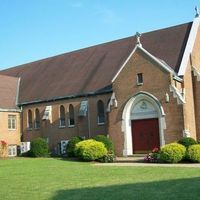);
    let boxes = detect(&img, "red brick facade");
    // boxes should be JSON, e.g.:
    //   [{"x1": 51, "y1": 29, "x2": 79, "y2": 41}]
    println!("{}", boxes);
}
[
  {"x1": 1, "y1": 18, "x2": 200, "y2": 156},
  {"x1": 108, "y1": 49, "x2": 185, "y2": 155},
  {"x1": 22, "y1": 94, "x2": 111, "y2": 152}
]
